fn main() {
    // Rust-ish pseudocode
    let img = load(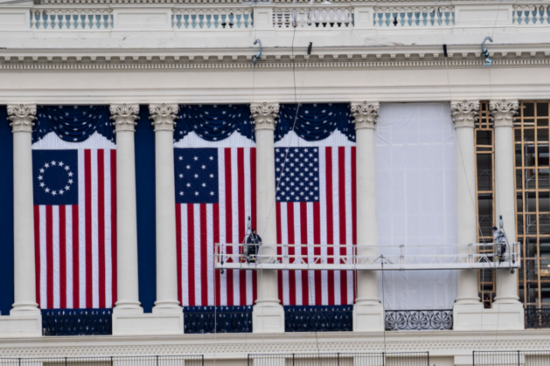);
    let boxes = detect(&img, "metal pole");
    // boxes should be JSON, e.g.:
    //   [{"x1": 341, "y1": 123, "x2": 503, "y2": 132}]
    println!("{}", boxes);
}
[
  {"x1": 427, "y1": 352, "x2": 430, "y2": 366},
  {"x1": 517, "y1": 350, "x2": 520, "y2": 366}
]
